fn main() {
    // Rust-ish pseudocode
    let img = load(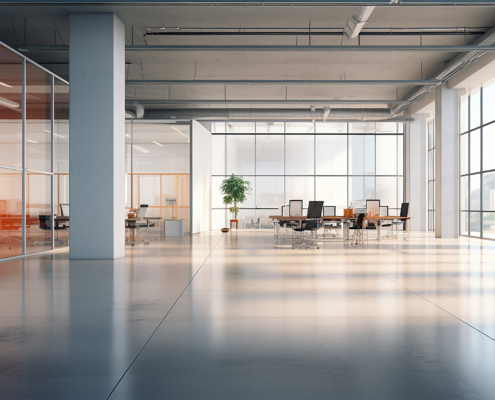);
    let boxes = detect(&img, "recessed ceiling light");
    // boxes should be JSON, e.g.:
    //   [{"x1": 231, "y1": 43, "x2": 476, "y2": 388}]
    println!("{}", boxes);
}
[
  {"x1": 0, "y1": 81, "x2": 12, "y2": 88},
  {"x1": 152, "y1": 141, "x2": 164, "y2": 147},
  {"x1": 0, "y1": 96, "x2": 19, "y2": 108},
  {"x1": 43, "y1": 129, "x2": 66, "y2": 139},
  {"x1": 125, "y1": 133, "x2": 131, "y2": 138},
  {"x1": 133, "y1": 144, "x2": 149, "y2": 153},
  {"x1": 159, "y1": 26, "x2": 166, "y2": 30}
]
